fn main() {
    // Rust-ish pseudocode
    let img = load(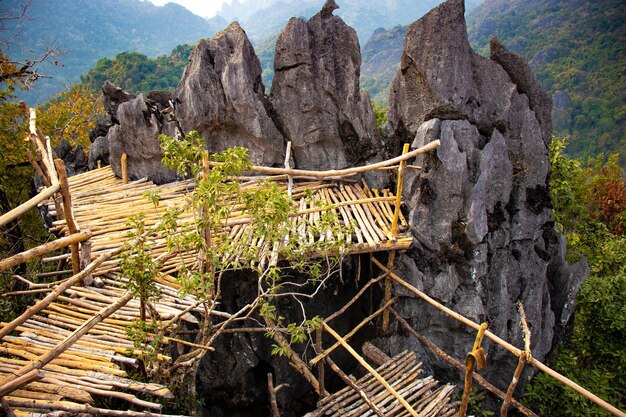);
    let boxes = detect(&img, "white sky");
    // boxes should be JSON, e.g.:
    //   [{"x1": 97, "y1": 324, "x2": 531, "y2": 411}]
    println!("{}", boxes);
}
[{"x1": 146, "y1": 0, "x2": 232, "y2": 18}]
